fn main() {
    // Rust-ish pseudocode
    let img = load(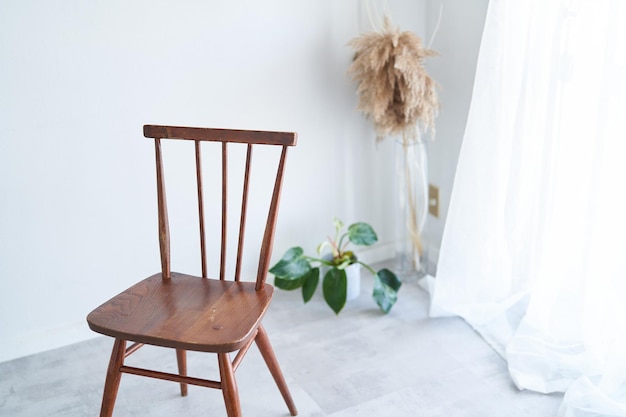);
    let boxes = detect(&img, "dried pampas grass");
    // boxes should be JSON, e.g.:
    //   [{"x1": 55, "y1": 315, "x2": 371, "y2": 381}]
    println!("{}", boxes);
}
[{"x1": 348, "y1": 17, "x2": 439, "y2": 142}]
